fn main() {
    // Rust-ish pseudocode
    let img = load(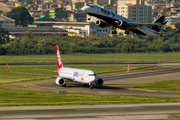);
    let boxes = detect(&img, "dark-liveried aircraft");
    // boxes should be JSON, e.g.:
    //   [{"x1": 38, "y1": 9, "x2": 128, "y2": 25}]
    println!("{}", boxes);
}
[{"x1": 82, "y1": 4, "x2": 170, "y2": 36}]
